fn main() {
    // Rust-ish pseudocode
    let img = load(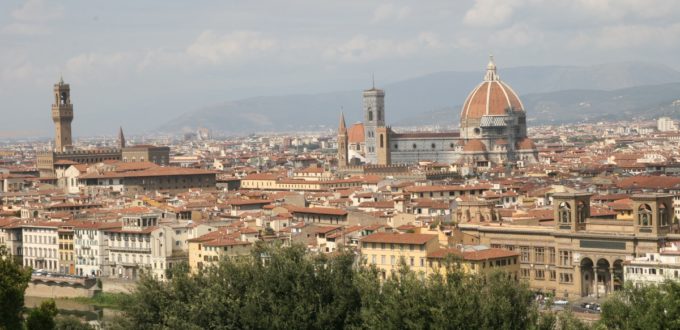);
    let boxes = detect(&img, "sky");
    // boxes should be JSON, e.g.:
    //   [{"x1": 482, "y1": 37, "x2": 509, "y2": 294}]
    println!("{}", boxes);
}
[{"x1": 2, "y1": 0, "x2": 680, "y2": 137}]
